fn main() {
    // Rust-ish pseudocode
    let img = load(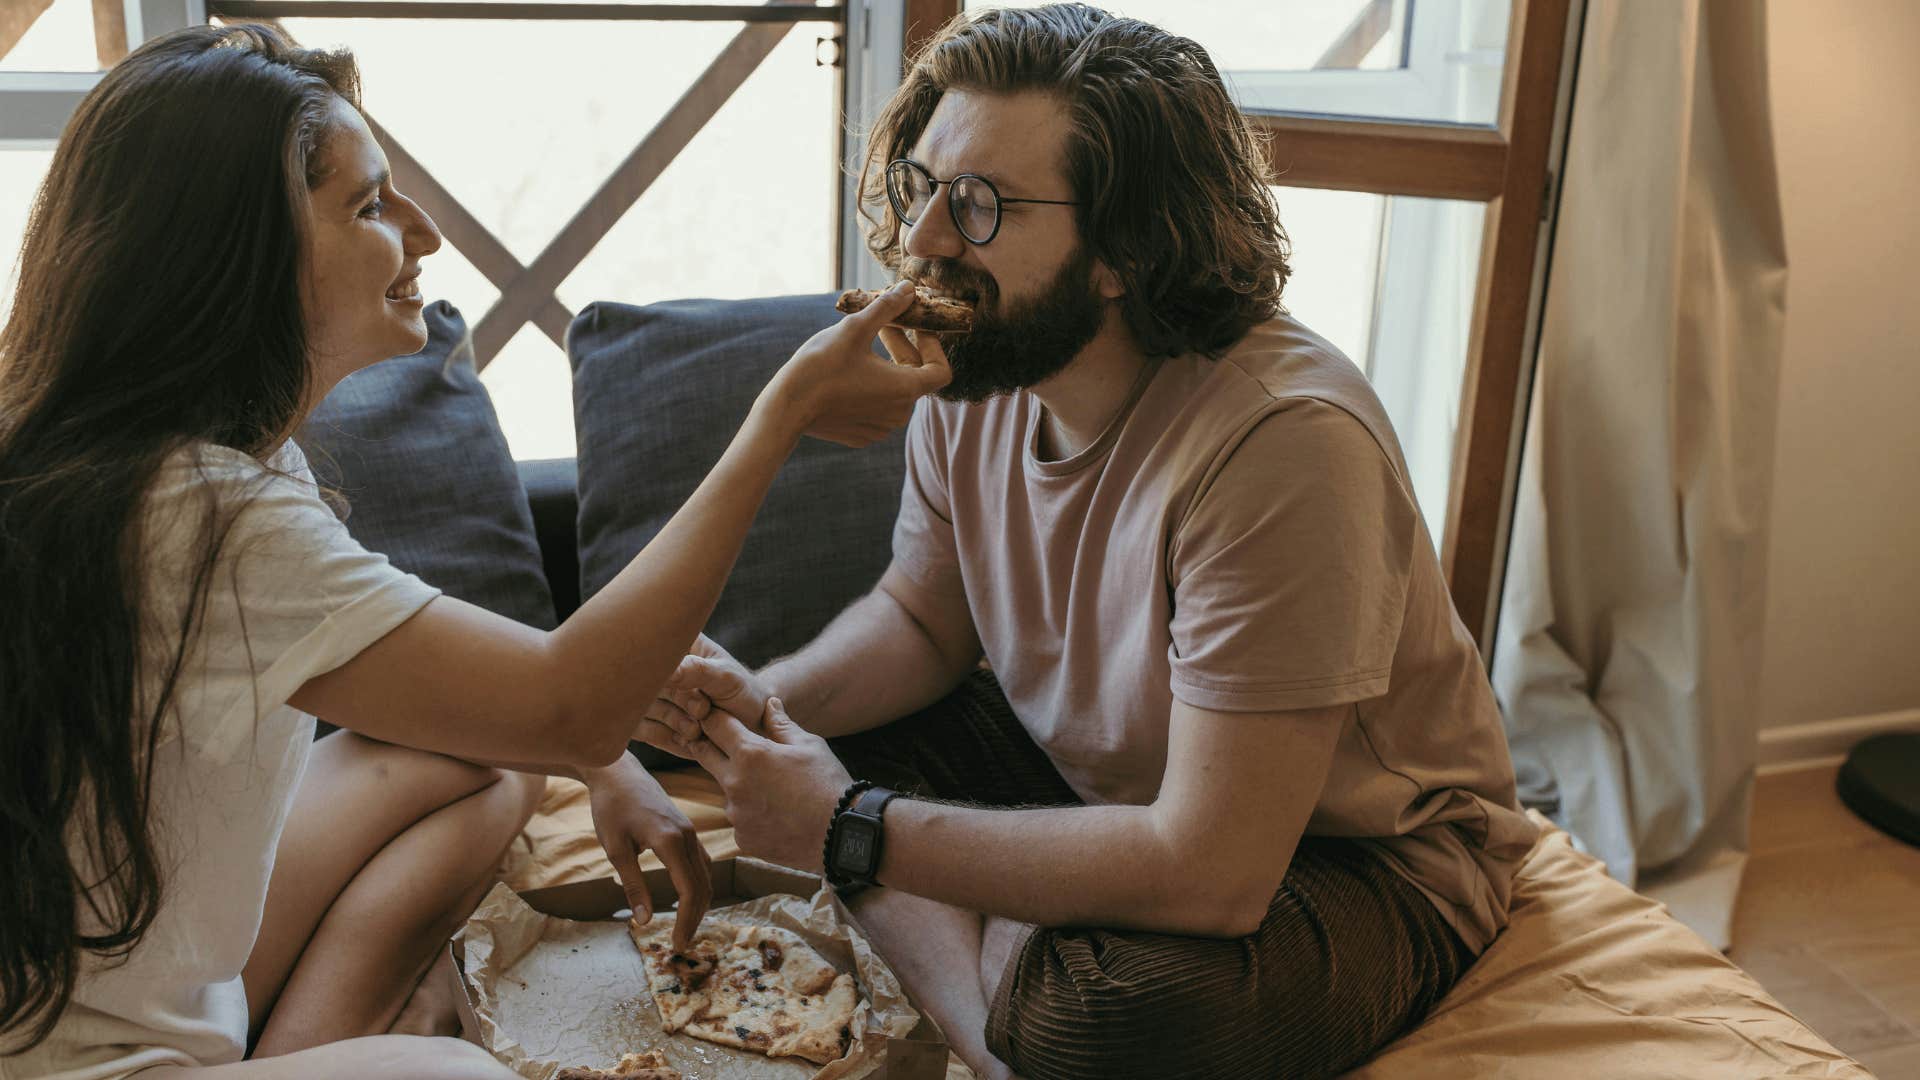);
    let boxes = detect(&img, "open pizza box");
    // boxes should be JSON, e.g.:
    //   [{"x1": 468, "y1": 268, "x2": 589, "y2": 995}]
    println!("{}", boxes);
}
[{"x1": 443, "y1": 855, "x2": 950, "y2": 1080}]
